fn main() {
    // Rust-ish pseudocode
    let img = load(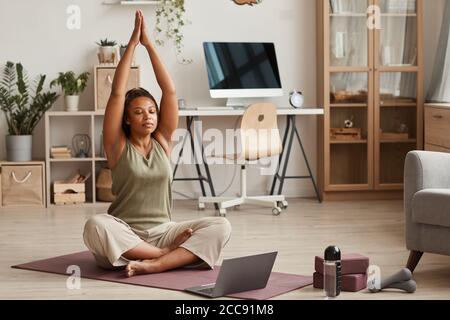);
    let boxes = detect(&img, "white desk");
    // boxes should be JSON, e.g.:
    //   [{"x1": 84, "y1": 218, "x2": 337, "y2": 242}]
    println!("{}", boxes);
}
[
  {"x1": 178, "y1": 107, "x2": 323, "y2": 117},
  {"x1": 173, "y1": 107, "x2": 324, "y2": 204}
]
